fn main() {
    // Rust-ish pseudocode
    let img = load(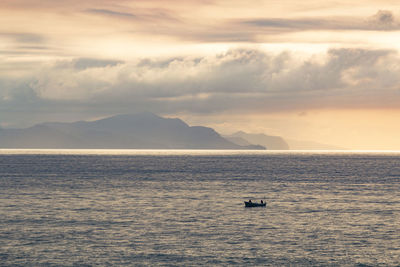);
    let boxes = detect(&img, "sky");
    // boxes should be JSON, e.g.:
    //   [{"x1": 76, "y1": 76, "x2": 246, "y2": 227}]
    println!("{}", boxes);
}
[{"x1": 1, "y1": 0, "x2": 400, "y2": 149}]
